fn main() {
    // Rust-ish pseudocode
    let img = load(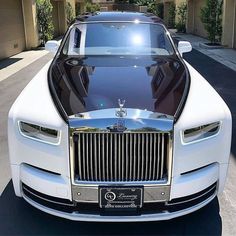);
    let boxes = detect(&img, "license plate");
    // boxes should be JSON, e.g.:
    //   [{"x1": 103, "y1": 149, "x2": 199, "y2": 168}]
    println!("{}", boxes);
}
[{"x1": 99, "y1": 187, "x2": 143, "y2": 209}]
